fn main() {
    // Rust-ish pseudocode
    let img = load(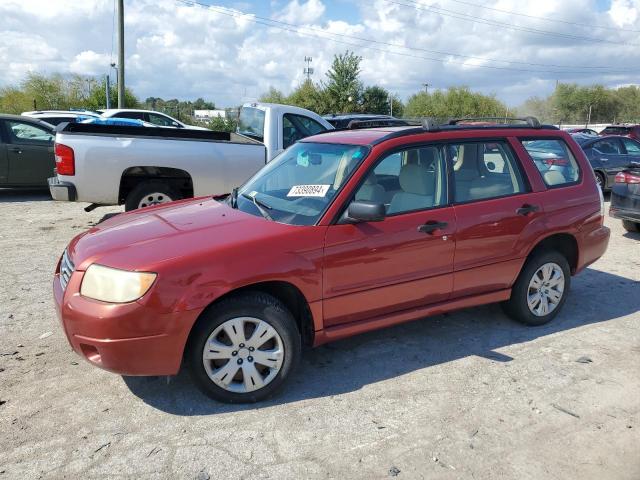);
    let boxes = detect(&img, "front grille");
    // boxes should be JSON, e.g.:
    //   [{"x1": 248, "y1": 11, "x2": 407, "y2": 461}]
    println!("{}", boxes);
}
[{"x1": 59, "y1": 249, "x2": 75, "y2": 291}]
